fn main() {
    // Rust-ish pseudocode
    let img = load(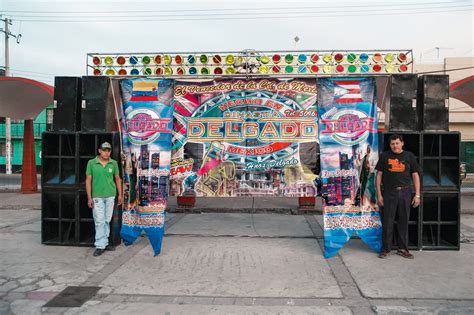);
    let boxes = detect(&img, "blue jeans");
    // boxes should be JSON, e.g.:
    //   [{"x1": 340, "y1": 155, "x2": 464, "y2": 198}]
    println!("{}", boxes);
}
[{"x1": 92, "y1": 197, "x2": 115, "y2": 249}]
